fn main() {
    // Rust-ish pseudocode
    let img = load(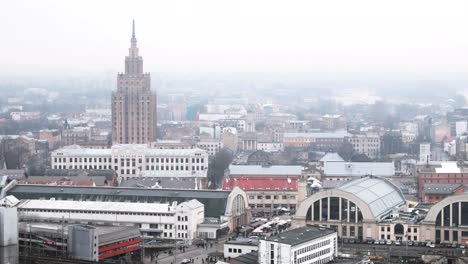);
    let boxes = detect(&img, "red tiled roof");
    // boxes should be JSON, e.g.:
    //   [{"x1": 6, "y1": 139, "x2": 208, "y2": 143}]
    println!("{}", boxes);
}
[{"x1": 222, "y1": 178, "x2": 297, "y2": 191}]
